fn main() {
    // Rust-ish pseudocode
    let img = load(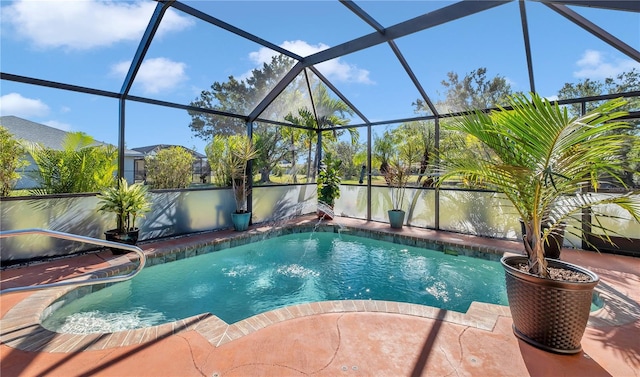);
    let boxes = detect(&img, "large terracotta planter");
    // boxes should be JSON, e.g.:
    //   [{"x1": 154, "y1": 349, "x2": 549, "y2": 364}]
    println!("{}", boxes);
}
[{"x1": 501, "y1": 255, "x2": 599, "y2": 354}]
